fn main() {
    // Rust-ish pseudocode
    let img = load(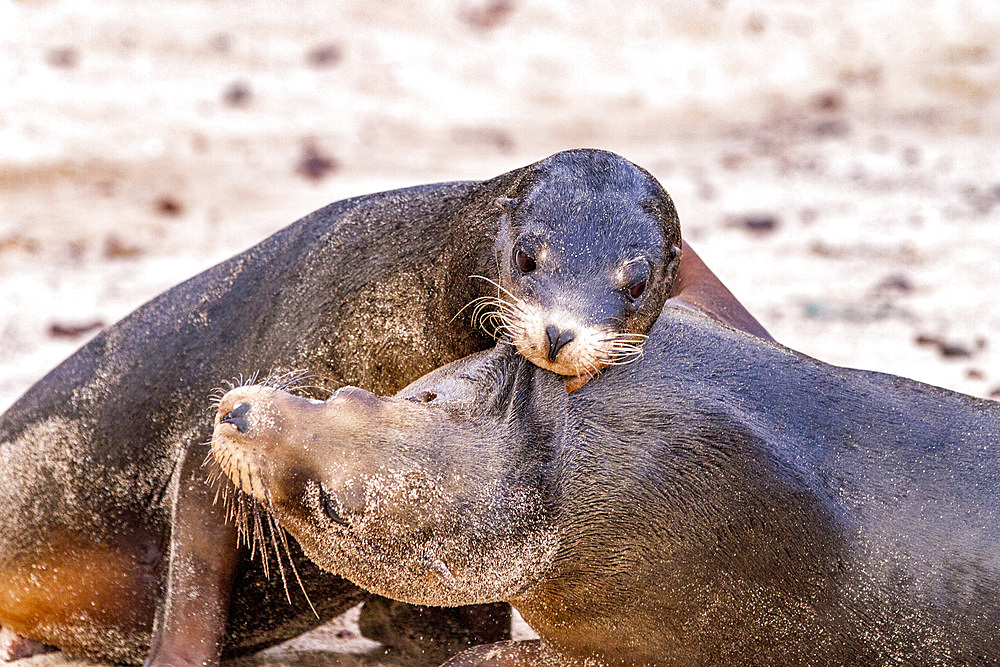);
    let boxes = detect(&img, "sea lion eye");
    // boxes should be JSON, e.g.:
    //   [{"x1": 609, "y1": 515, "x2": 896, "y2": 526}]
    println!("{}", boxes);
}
[
  {"x1": 515, "y1": 248, "x2": 536, "y2": 273},
  {"x1": 409, "y1": 391, "x2": 437, "y2": 403},
  {"x1": 626, "y1": 279, "x2": 647, "y2": 302},
  {"x1": 321, "y1": 490, "x2": 349, "y2": 526}
]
